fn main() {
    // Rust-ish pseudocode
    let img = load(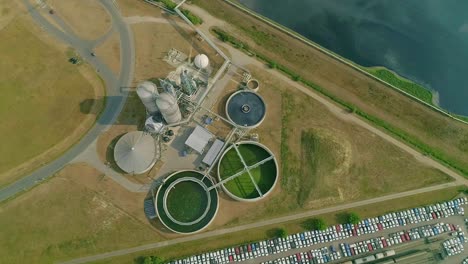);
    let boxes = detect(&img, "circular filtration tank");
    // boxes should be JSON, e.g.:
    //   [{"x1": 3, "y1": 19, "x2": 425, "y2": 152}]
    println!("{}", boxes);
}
[
  {"x1": 217, "y1": 141, "x2": 278, "y2": 202},
  {"x1": 155, "y1": 170, "x2": 219, "y2": 234},
  {"x1": 226, "y1": 90, "x2": 266, "y2": 128}
]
